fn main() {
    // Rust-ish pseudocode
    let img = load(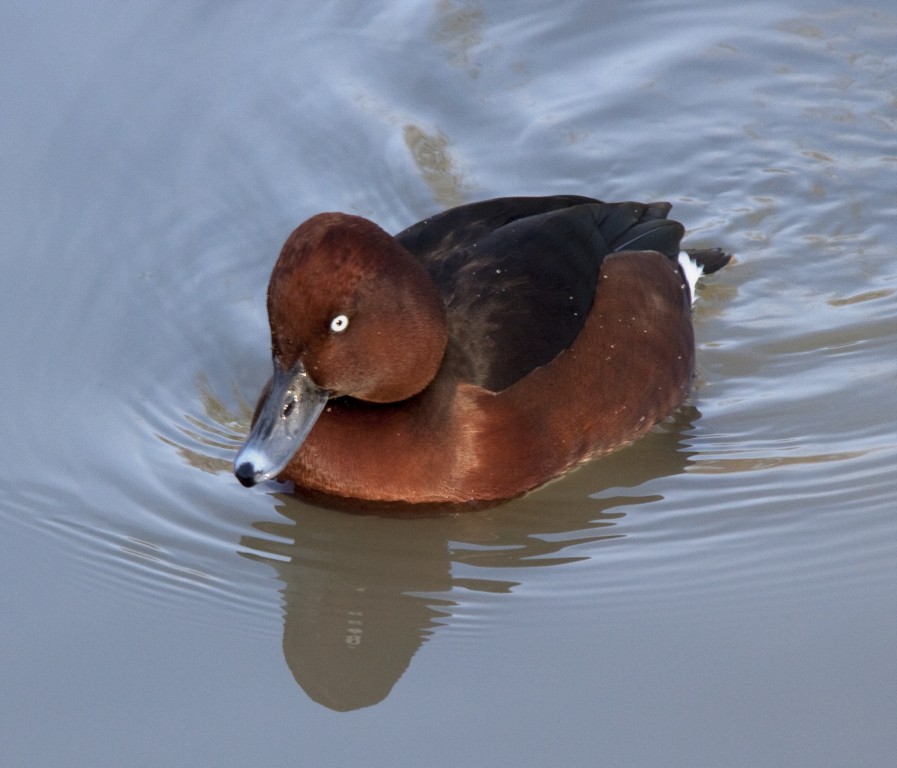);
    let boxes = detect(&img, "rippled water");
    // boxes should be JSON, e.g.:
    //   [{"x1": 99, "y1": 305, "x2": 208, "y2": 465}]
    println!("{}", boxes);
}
[{"x1": 2, "y1": 1, "x2": 896, "y2": 766}]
